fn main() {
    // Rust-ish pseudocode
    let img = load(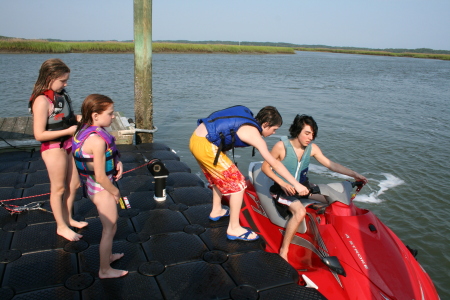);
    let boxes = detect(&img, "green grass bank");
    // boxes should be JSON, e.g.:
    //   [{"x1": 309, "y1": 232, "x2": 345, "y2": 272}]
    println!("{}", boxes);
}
[
  {"x1": 0, "y1": 40, "x2": 295, "y2": 54},
  {"x1": 1, "y1": 39, "x2": 449, "y2": 60},
  {"x1": 295, "y1": 47, "x2": 450, "y2": 61}
]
